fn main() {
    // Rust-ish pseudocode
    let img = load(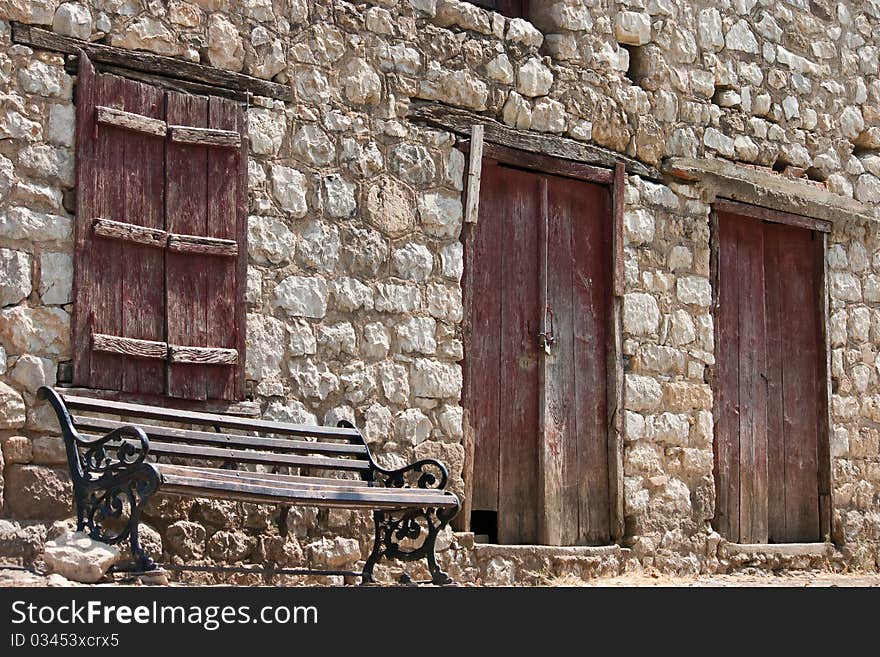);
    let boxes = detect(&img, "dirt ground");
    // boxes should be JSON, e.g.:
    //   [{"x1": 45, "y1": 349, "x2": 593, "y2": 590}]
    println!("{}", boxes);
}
[{"x1": 582, "y1": 571, "x2": 880, "y2": 587}]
